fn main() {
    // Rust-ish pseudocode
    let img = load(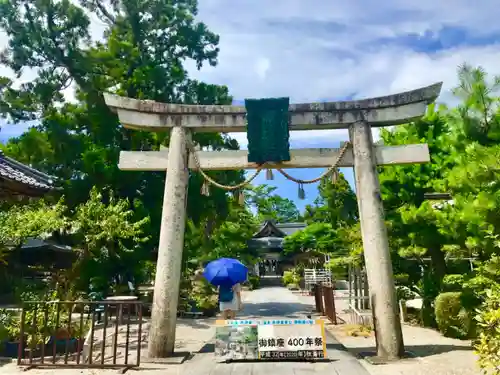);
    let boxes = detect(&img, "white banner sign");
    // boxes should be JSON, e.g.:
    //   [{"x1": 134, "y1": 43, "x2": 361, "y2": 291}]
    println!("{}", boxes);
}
[
  {"x1": 257, "y1": 322, "x2": 326, "y2": 359},
  {"x1": 214, "y1": 319, "x2": 327, "y2": 361}
]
